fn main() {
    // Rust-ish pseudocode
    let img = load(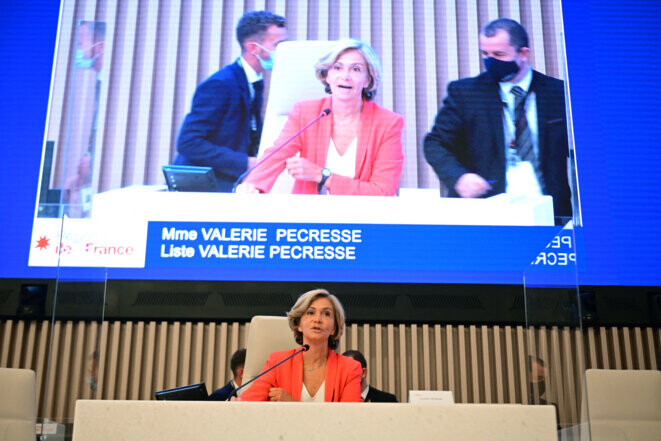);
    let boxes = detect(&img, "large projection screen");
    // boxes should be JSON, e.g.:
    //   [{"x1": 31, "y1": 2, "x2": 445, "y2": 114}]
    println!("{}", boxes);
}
[{"x1": 26, "y1": 0, "x2": 580, "y2": 284}]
